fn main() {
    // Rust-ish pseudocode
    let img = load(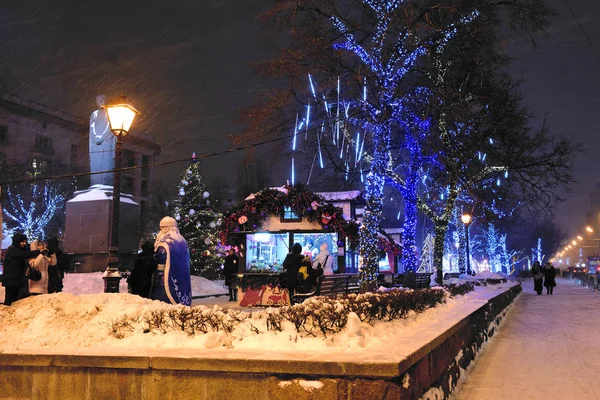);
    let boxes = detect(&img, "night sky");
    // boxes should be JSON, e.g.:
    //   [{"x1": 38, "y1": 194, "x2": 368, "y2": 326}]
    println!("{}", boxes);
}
[{"x1": 1, "y1": 0, "x2": 599, "y2": 234}]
